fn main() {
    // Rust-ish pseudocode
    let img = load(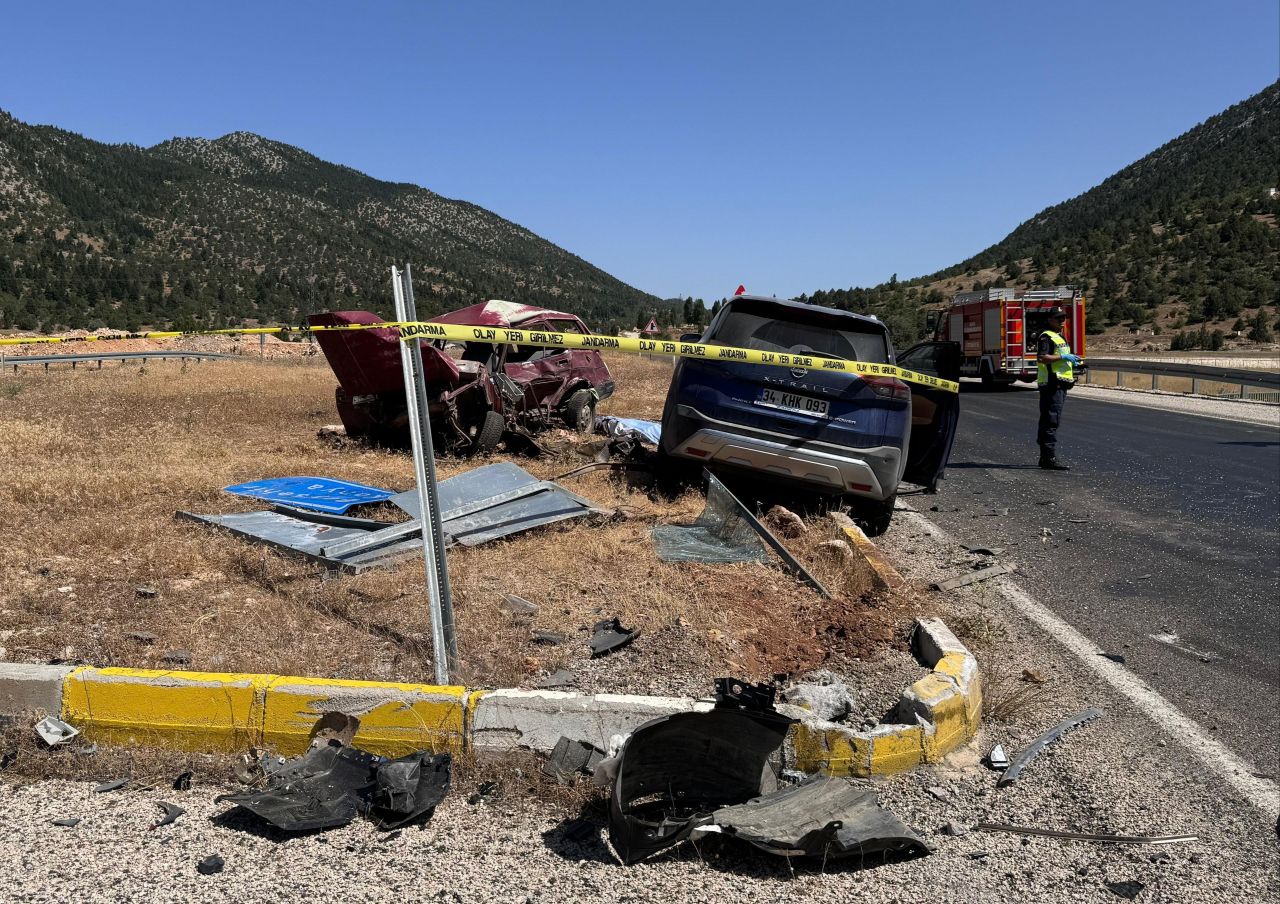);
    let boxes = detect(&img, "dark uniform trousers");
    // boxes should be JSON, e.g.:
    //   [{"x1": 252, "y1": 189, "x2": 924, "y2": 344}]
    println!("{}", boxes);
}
[{"x1": 1037, "y1": 380, "x2": 1068, "y2": 459}]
